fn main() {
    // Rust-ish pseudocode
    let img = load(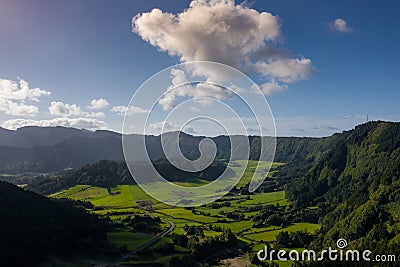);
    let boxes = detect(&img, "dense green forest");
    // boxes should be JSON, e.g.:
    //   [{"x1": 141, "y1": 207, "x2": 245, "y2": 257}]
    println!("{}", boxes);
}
[
  {"x1": 0, "y1": 181, "x2": 107, "y2": 266},
  {"x1": 283, "y1": 121, "x2": 400, "y2": 266}
]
